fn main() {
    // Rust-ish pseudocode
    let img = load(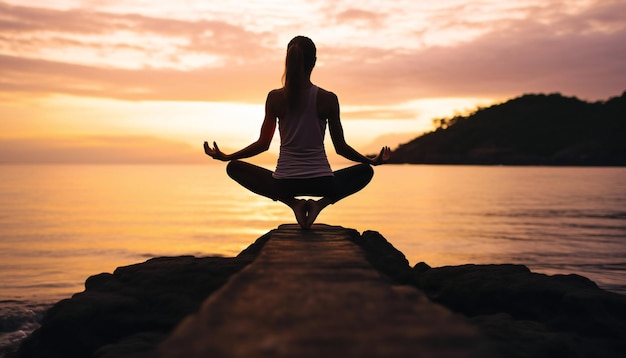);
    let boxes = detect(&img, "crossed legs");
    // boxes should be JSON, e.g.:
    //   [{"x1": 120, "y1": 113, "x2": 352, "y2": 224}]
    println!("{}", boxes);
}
[{"x1": 226, "y1": 160, "x2": 373, "y2": 229}]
